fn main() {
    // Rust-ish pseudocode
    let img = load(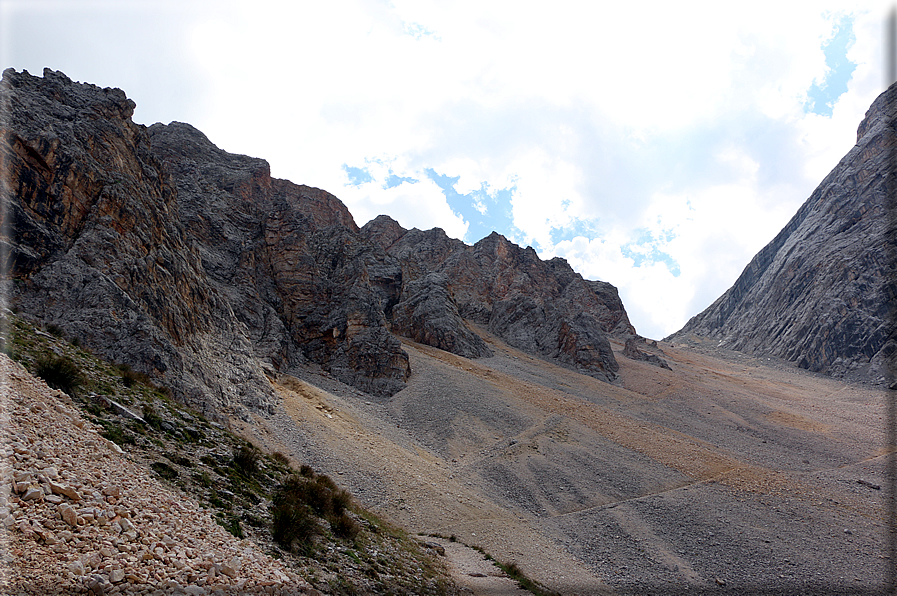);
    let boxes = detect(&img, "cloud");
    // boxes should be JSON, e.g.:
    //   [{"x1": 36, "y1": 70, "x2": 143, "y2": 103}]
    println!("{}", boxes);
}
[
  {"x1": 338, "y1": 171, "x2": 469, "y2": 239},
  {"x1": 5, "y1": 0, "x2": 891, "y2": 341}
]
